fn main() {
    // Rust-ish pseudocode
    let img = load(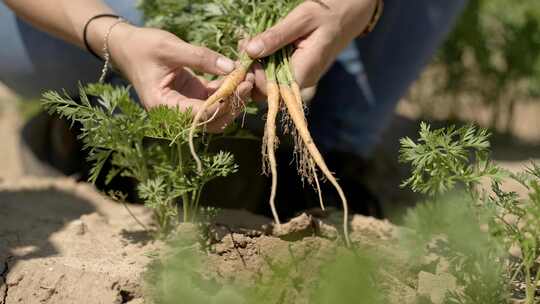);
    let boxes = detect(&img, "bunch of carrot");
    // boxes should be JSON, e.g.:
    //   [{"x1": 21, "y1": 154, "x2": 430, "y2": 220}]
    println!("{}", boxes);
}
[
  {"x1": 190, "y1": 10, "x2": 349, "y2": 246},
  {"x1": 141, "y1": 0, "x2": 350, "y2": 245}
]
